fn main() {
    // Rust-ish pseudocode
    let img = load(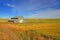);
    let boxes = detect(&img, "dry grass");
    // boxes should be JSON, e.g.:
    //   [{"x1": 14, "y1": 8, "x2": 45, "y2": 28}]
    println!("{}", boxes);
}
[{"x1": 0, "y1": 19, "x2": 60, "y2": 40}]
